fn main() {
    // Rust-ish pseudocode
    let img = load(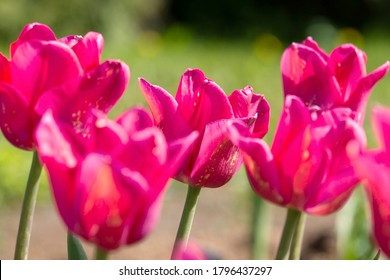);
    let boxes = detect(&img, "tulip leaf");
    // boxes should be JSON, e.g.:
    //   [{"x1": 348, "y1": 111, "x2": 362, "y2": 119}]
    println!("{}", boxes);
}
[{"x1": 67, "y1": 232, "x2": 88, "y2": 260}]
